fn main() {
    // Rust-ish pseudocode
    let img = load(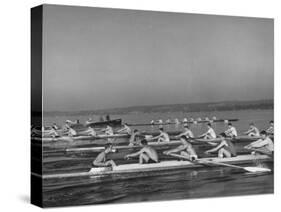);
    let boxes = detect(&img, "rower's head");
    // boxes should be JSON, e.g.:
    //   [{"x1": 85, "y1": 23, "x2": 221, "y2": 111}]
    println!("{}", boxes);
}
[
  {"x1": 260, "y1": 130, "x2": 267, "y2": 139},
  {"x1": 124, "y1": 123, "x2": 128, "y2": 127},
  {"x1": 270, "y1": 120, "x2": 274, "y2": 126},
  {"x1": 228, "y1": 123, "x2": 232, "y2": 128},
  {"x1": 207, "y1": 123, "x2": 212, "y2": 128},
  {"x1": 140, "y1": 139, "x2": 148, "y2": 146},
  {"x1": 104, "y1": 144, "x2": 113, "y2": 153},
  {"x1": 159, "y1": 127, "x2": 164, "y2": 132},
  {"x1": 249, "y1": 122, "x2": 255, "y2": 127}
]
